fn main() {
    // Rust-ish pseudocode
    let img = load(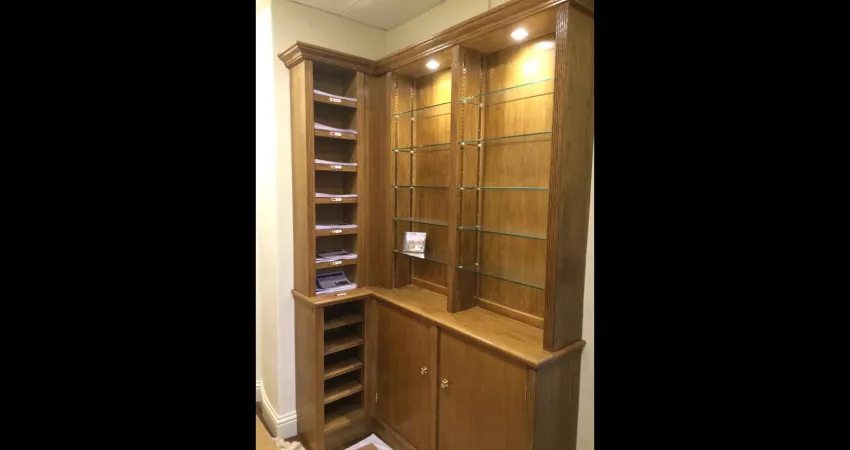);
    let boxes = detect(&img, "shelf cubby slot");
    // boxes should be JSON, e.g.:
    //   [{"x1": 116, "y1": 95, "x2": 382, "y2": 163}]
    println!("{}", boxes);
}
[
  {"x1": 323, "y1": 300, "x2": 363, "y2": 331},
  {"x1": 324, "y1": 395, "x2": 365, "y2": 434},
  {"x1": 323, "y1": 322, "x2": 364, "y2": 356},
  {"x1": 316, "y1": 265, "x2": 358, "y2": 296},
  {"x1": 323, "y1": 346, "x2": 364, "y2": 380},
  {"x1": 315, "y1": 137, "x2": 356, "y2": 165},
  {"x1": 316, "y1": 233, "x2": 358, "y2": 269},
  {"x1": 316, "y1": 203, "x2": 358, "y2": 227},
  {"x1": 323, "y1": 370, "x2": 364, "y2": 405},
  {"x1": 312, "y1": 61, "x2": 358, "y2": 107}
]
